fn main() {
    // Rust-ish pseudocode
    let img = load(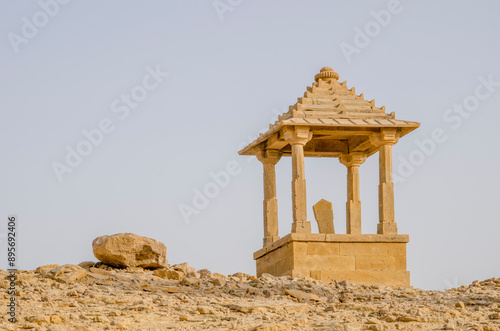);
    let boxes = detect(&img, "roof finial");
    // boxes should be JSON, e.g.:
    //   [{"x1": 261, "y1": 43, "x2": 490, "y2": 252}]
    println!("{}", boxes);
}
[{"x1": 315, "y1": 67, "x2": 339, "y2": 82}]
